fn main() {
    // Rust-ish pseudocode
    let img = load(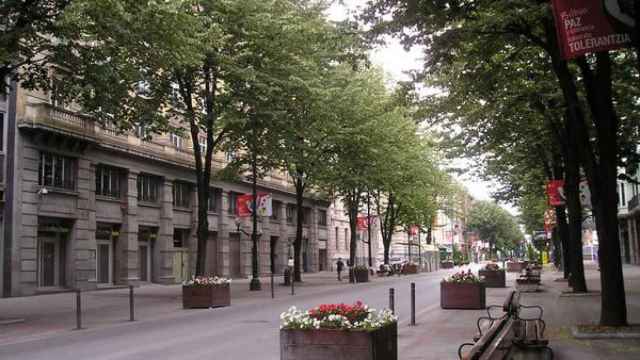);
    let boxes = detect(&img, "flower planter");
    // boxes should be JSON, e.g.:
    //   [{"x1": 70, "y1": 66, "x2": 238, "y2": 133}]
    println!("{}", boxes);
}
[
  {"x1": 402, "y1": 264, "x2": 418, "y2": 274},
  {"x1": 478, "y1": 269, "x2": 506, "y2": 288},
  {"x1": 182, "y1": 284, "x2": 231, "y2": 309},
  {"x1": 440, "y1": 282, "x2": 486, "y2": 309},
  {"x1": 280, "y1": 323, "x2": 397, "y2": 360},
  {"x1": 440, "y1": 261, "x2": 455, "y2": 269},
  {"x1": 350, "y1": 268, "x2": 370, "y2": 283},
  {"x1": 506, "y1": 261, "x2": 528, "y2": 272}
]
